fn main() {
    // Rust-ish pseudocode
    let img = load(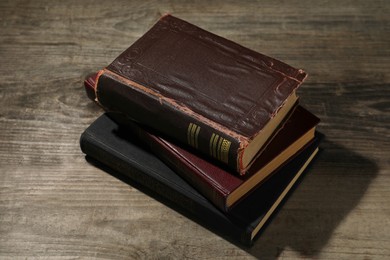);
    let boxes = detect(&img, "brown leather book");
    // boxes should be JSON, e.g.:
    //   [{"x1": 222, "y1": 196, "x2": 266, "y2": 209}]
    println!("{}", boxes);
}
[
  {"x1": 91, "y1": 15, "x2": 307, "y2": 174},
  {"x1": 86, "y1": 74, "x2": 319, "y2": 212}
]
